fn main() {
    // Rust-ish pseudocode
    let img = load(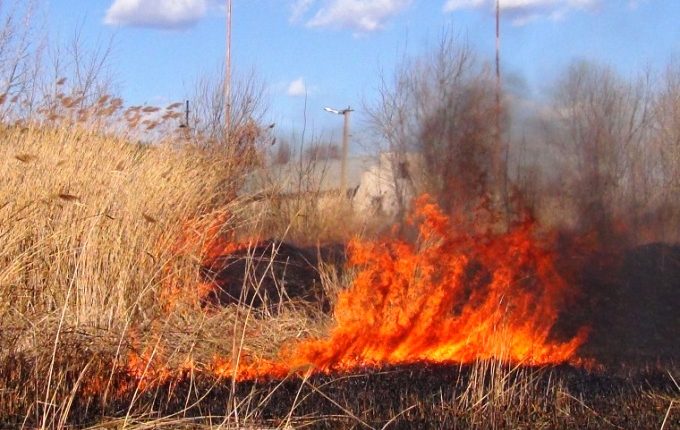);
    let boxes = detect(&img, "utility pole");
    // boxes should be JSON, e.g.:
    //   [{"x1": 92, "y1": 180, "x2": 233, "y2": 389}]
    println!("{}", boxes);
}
[
  {"x1": 495, "y1": 0, "x2": 501, "y2": 108},
  {"x1": 225, "y1": 0, "x2": 232, "y2": 140},
  {"x1": 324, "y1": 106, "x2": 353, "y2": 195},
  {"x1": 495, "y1": 0, "x2": 501, "y2": 165},
  {"x1": 341, "y1": 108, "x2": 351, "y2": 194},
  {"x1": 495, "y1": 0, "x2": 509, "y2": 225}
]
